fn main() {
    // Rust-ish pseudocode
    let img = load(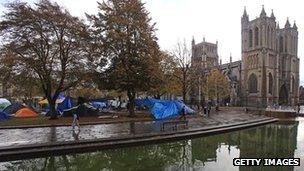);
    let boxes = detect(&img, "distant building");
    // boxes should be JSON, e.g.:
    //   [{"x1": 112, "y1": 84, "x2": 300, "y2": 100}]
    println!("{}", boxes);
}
[
  {"x1": 191, "y1": 6, "x2": 300, "y2": 107},
  {"x1": 191, "y1": 37, "x2": 219, "y2": 69}
]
